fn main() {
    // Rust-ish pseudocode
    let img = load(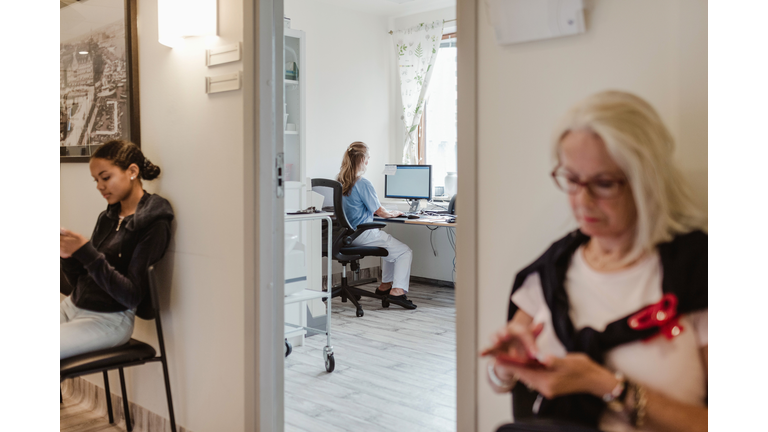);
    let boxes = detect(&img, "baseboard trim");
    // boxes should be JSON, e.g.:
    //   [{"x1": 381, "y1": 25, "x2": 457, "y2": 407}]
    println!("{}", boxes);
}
[
  {"x1": 410, "y1": 276, "x2": 455, "y2": 288},
  {"x1": 320, "y1": 267, "x2": 454, "y2": 289},
  {"x1": 61, "y1": 376, "x2": 189, "y2": 432}
]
